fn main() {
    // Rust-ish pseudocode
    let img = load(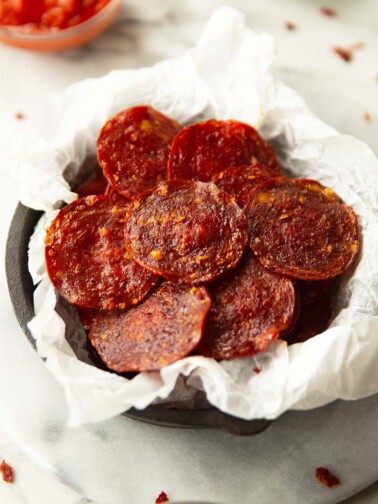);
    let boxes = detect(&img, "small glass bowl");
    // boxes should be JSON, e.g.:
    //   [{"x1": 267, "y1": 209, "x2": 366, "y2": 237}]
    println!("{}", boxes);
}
[{"x1": 0, "y1": 0, "x2": 123, "y2": 52}]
